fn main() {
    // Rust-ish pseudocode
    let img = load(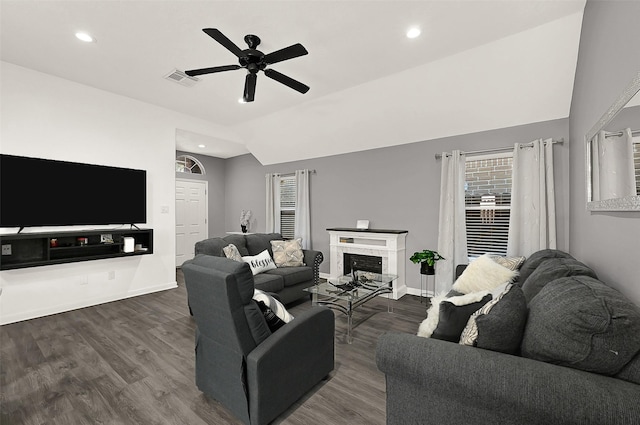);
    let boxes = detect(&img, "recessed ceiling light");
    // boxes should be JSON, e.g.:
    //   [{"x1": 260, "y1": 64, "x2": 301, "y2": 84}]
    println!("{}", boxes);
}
[
  {"x1": 198, "y1": 144, "x2": 206, "y2": 148},
  {"x1": 406, "y1": 27, "x2": 421, "y2": 39},
  {"x1": 75, "y1": 32, "x2": 95, "y2": 43}
]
